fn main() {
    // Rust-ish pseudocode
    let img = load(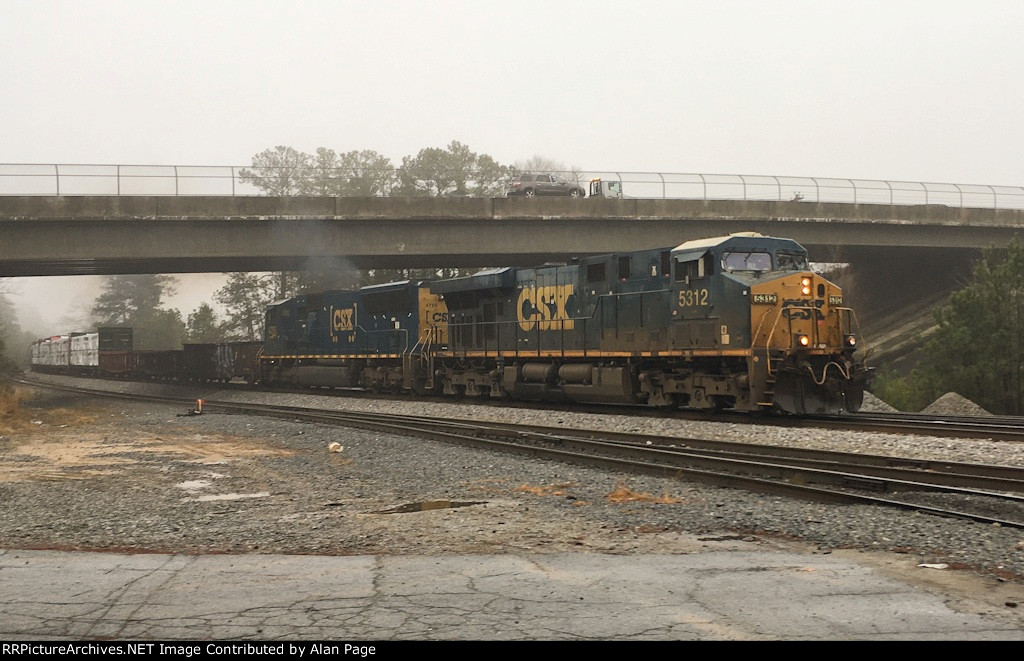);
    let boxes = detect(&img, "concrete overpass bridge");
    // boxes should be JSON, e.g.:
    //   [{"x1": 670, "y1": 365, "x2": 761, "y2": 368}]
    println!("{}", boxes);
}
[
  {"x1": 3, "y1": 193, "x2": 1024, "y2": 372},
  {"x1": 2, "y1": 194, "x2": 1022, "y2": 276}
]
